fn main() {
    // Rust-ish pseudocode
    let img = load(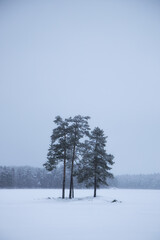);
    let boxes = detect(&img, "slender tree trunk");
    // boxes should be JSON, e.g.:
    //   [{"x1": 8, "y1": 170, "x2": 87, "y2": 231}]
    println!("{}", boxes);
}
[
  {"x1": 94, "y1": 152, "x2": 97, "y2": 198},
  {"x1": 71, "y1": 177, "x2": 74, "y2": 198},
  {"x1": 94, "y1": 175, "x2": 97, "y2": 197},
  {"x1": 69, "y1": 145, "x2": 76, "y2": 199},
  {"x1": 69, "y1": 172, "x2": 73, "y2": 199},
  {"x1": 62, "y1": 157, "x2": 66, "y2": 199},
  {"x1": 62, "y1": 135, "x2": 67, "y2": 199}
]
